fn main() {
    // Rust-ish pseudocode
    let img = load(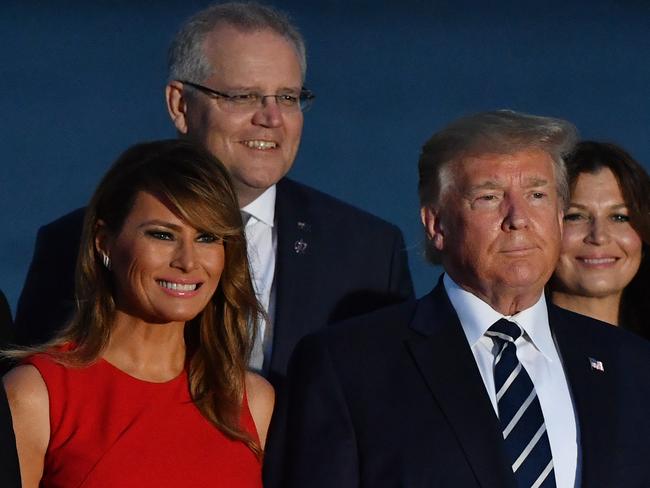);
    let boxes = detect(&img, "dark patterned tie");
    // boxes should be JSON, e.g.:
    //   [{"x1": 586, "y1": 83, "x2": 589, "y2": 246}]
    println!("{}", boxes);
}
[{"x1": 486, "y1": 319, "x2": 556, "y2": 488}]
